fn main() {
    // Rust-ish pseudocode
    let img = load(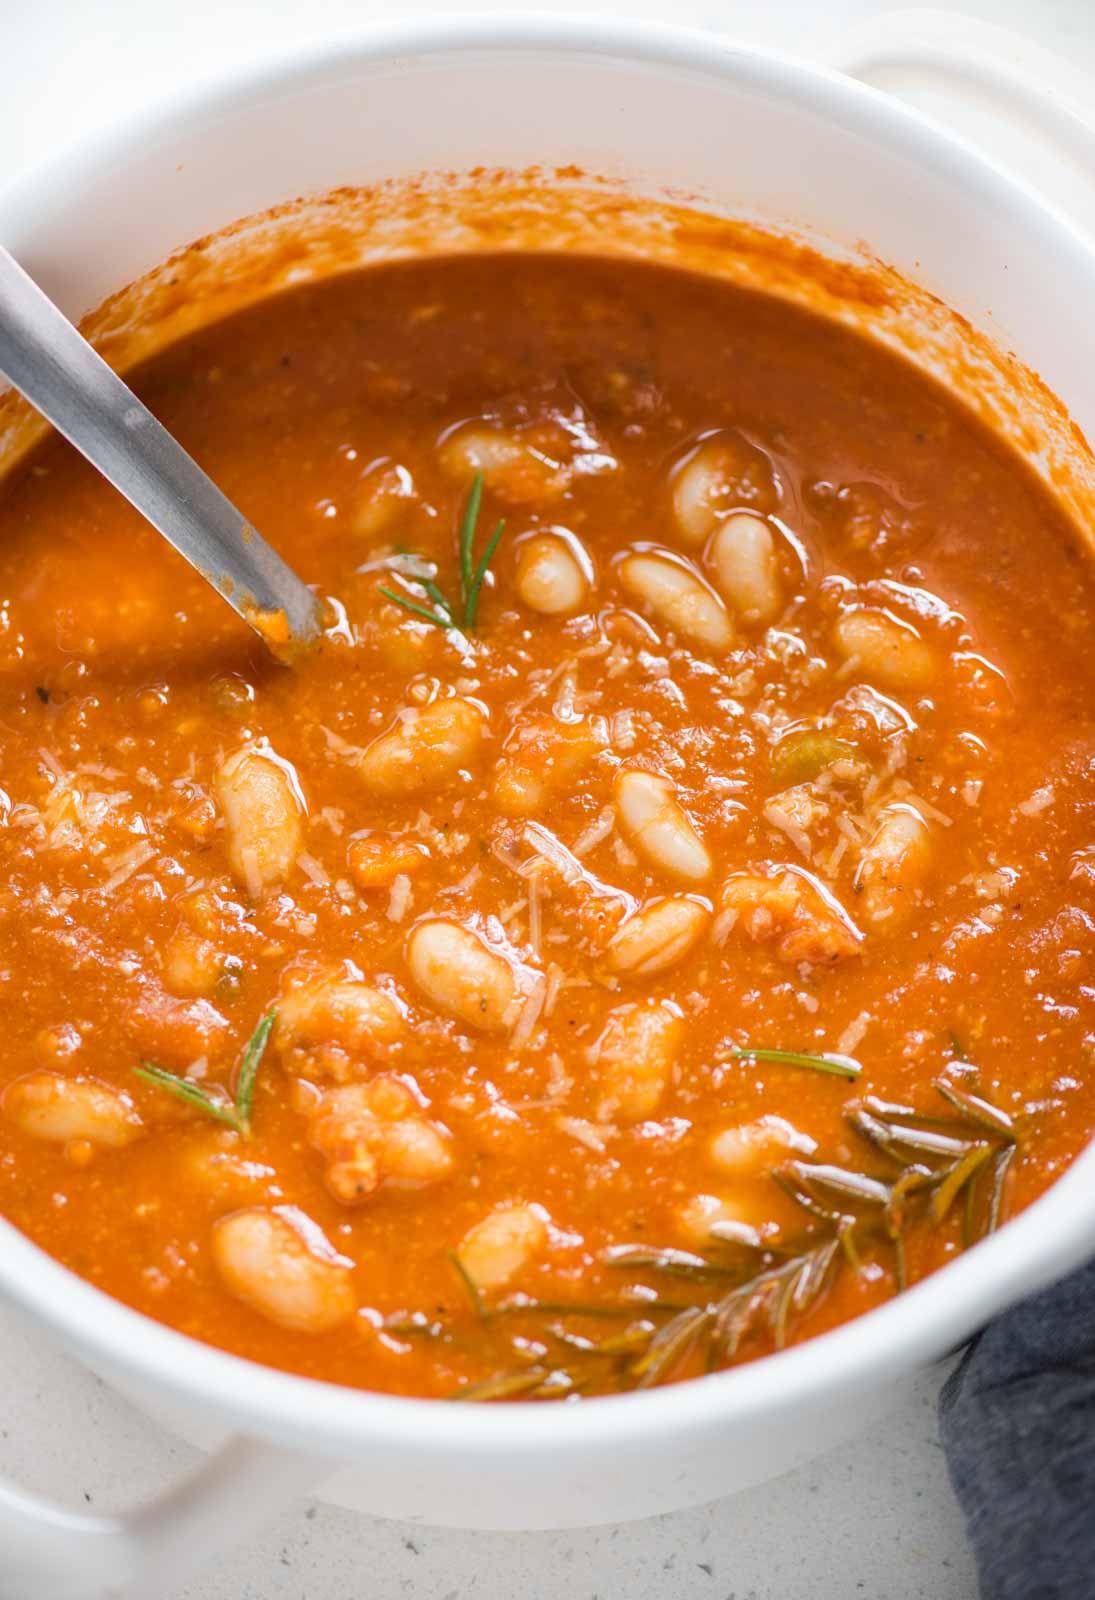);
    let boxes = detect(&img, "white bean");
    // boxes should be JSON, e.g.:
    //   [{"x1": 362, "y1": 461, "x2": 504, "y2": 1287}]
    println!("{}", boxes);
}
[
  {"x1": 677, "y1": 1193, "x2": 765, "y2": 1248},
  {"x1": 275, "y1": 977, "x2": 405, "y2": 1082},
  {"x1": 3, "y1": 1071, "x2": 143, "y2": 1148},
  {"x1": 607, "y1": 896, "x2": 710, "y2": 977},
  {"x1": 720, "y1": 872, "x2": 862, "y2": 966},
  {"x1": 407, "y1": 920, "x2": 517, "y2": 1031},
  {"x1": 211, "y1": 1206, "x2": 356, "y2": 1333},
  {"x1": 710, "y1": 513, "x2": 783, "y2": 626},
  {"x1": 357, "y1": 698, "x2": 487, "y2": 796},
  {"x1": 457, "y1": 1203, "x2": 548, "y2": 1290},
  {"x1": 594, "y1": 1002, "x2": 683, "y2": 1123},
  {"x1": 709, "y1": 1116, "x2": 816, "y2": 1175},
  {"x1": 162, "y1": 926, "x2": 223, "y2": 998},
  {"x1": 215, "y1": 743, "x2": 305, "y2": 896},
  {"x1": 515, "y1": 533, "x2": 591, "y2": 616},
  {"x1": 306, "y1": 1075, "x2": 453, "y2": 1203},
  {"x1": 615, "y1": 769, "x2": 711, "y2": 883},
  {"x1": 832, "y1": 609, "x2": 935, "y2": 691},
  {"x1": 618, "y1": 553, "x2": 734, "y2": 653},
  {"x1": 439, "y1": 426, "x2": 555, "y2": 503},
  {"x1": 493, "y1": 717, "x2": 603, "y2": 816},
  {"x1": 351, "y1": 461, "x2": 415, "y2": 537},
  {"x1": 856, "y1": 804, "x2": 932, "y2": 926},
  {"x1": 671, "y1": 437, "x2": 774, "y2": 546}
]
